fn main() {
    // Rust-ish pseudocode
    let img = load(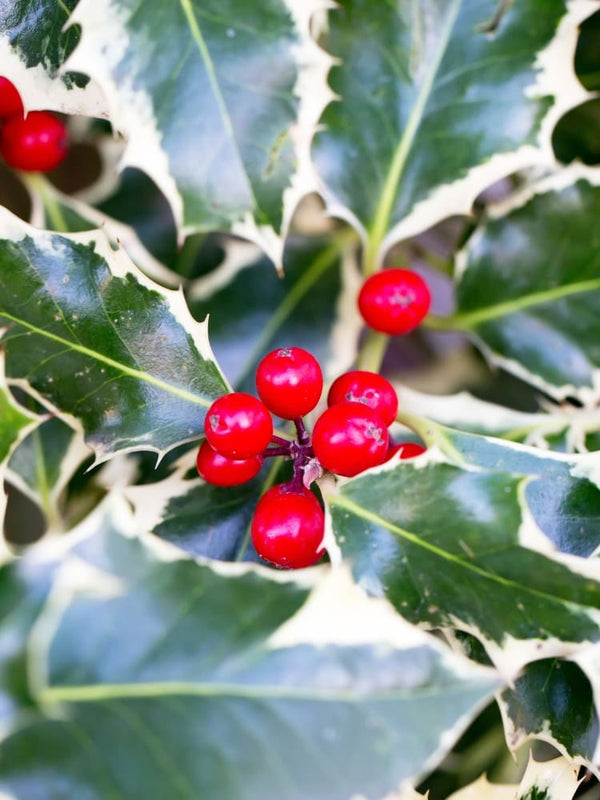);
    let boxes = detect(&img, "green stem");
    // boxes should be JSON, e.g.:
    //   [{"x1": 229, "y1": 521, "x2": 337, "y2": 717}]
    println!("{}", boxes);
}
[
  {"x1": 355, "y1": 330, "x2": 389, "y2": 373},
  {"x1": 22, "y1": 173, "x2": 69, "y2": 233}
]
